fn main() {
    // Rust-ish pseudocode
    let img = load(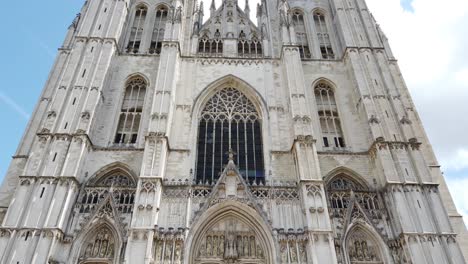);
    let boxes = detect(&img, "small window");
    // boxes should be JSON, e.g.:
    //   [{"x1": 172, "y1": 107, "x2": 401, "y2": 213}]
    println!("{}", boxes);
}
[
  {"x1": 292, "y1": 11, "x2": 311, "y2": 59},
  {"x1": 126, "y1": 5, "x2": 148, "y2": 53},
  {"x1": 323, "y1": 137, "x2": 329, "y2": 147},
  {"x1": 314, "y1": 11, "x2": 335, "y2": 59},
  {"x1": 149, "y1": 6, "x2": 168, "y2": 55},
  {"x1": 315, "y1": 82, "x2": 345, "y2": 149}
]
